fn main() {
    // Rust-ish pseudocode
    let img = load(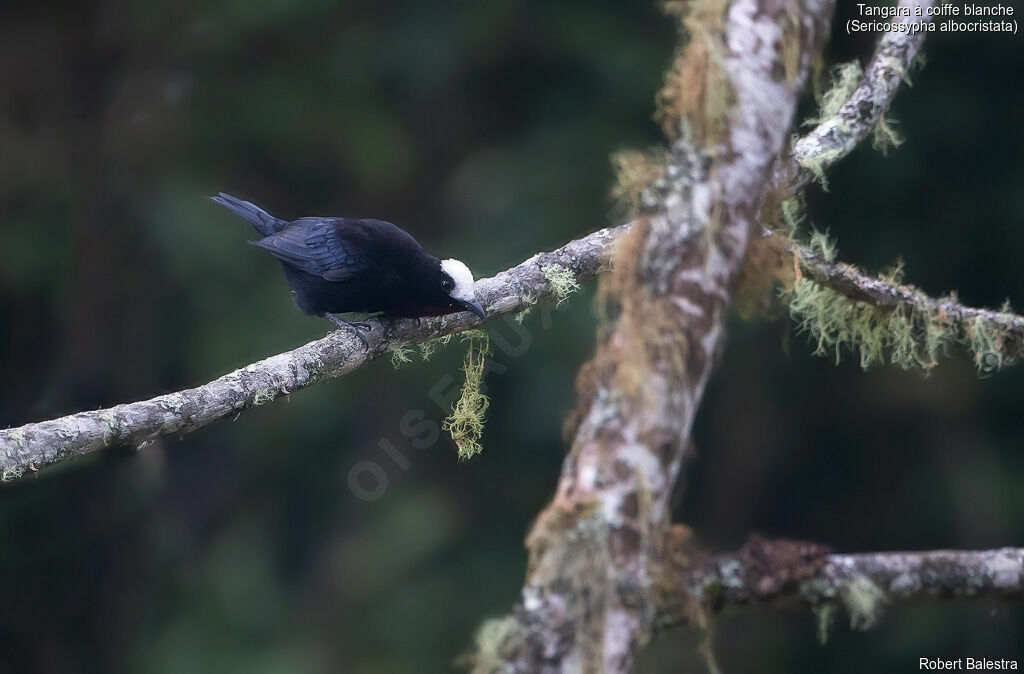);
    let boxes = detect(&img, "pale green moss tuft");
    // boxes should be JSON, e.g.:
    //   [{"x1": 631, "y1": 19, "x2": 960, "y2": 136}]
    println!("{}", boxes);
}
[
  {"x1": 890, "y1": 55, "x2": 916, "y2": 87},
  {"x1": 814, "y1": 602, "x2": 838, "y2": 645},
  {"x1": 542, "y1": 264, "x2": 581, "y2": 306},
  {"x1": 923, "y1": 310, "x2": 945, "y2": 367},
  {"x1": 789, "y1": 279, "x2": 840, "y2": 361},
  {"x1": 99, "y1": 412, "x2": 120, "y2": 444},
  {"x1": 2, "y1": 465, "x2": 25, "y2": 482},
  {"x1": 887, "y1": 308, "x2": 916, "y2": 369},
  {"x1": 872, "y1": 116, "x2": 904, "y2": 155},
  {"x1": 880, "y1": 258, "x2": 905, "y2": 285},
  {"x1": 389, "y1": 345, "x2": 413, "y2": 368},
  {"x1": 515, "y1": 293, "x2": 537, "y2": 324},
  {"x1": 780, "y1": 196, "x2": 805, "y2": 236},
  {"x1": 465, "y1": 616, "x2": 524, "y2": 674},
  {"x1": 840, "y1": 575, "x2": 888, "y2": 631},
  {"x1": 442, "y1": 331, "x2": 492, "y2": 461},
  {"x1": 808, "y1": 230, "x2": 837, "y2": 262},
  {"x1": 807, "y1": 61, "x2": 862, "y2": 126},
  {"x1": 967, "y1": 316, "x2": 1007, "y2": 373},
  {"x1": 798, "y1": 147, "x2": 843, "y2": 191},
  {"x1": 418, "y1": 334, "x2": 452, "y2": 361},
  {"x1": 251, "y1": 389, "x2": 275, "y2": 406},
  {"x1": 911, "y1": 51, "x2": 927, "y2": 75},
  {"x1": 698, "y1": 620, "x2": 723, "y2": 674},
  {"x1": 788, "y1": 278, "x2": 947, "y2": 372}
]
